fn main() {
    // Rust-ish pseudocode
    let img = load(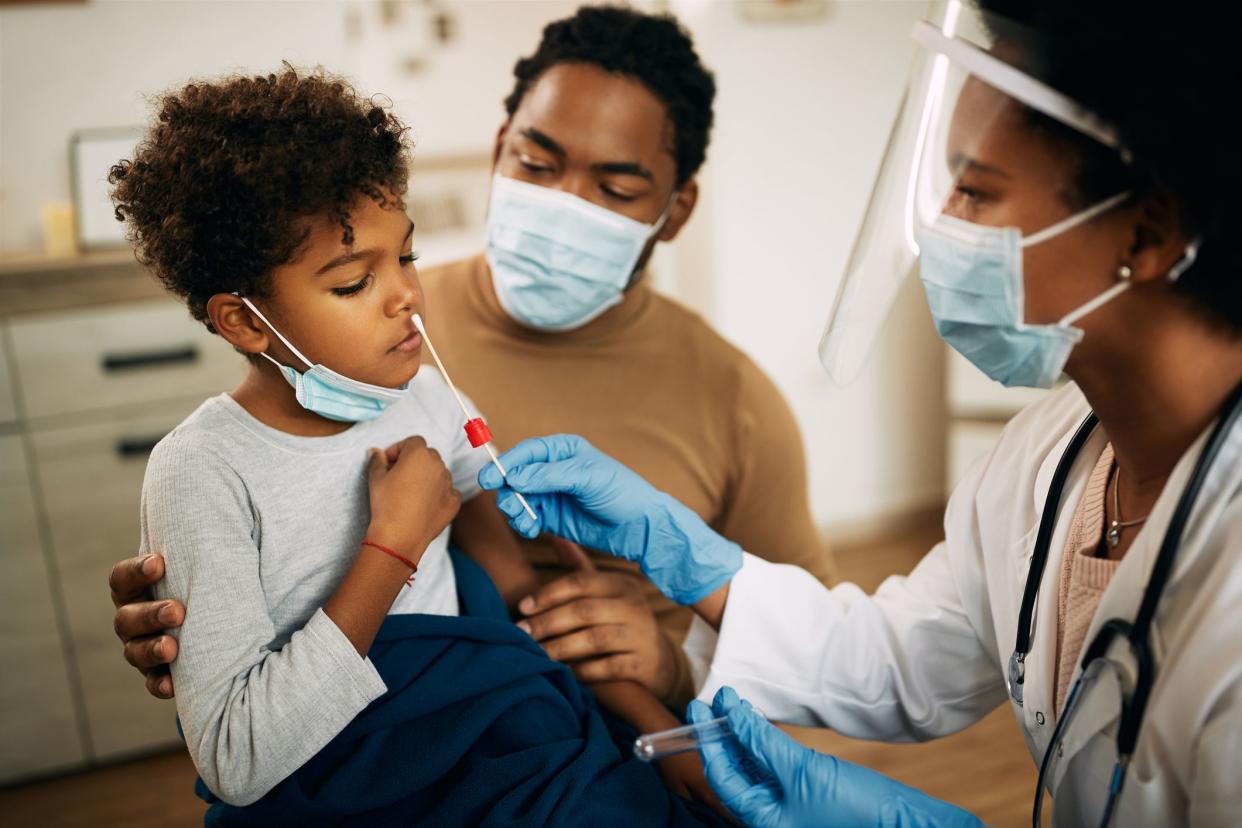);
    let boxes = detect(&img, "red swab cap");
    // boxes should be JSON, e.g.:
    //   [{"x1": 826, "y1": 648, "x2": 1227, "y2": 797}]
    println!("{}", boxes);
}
[{"x1": 464, "y1": 418, "x2": 493, "y2": 448}]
